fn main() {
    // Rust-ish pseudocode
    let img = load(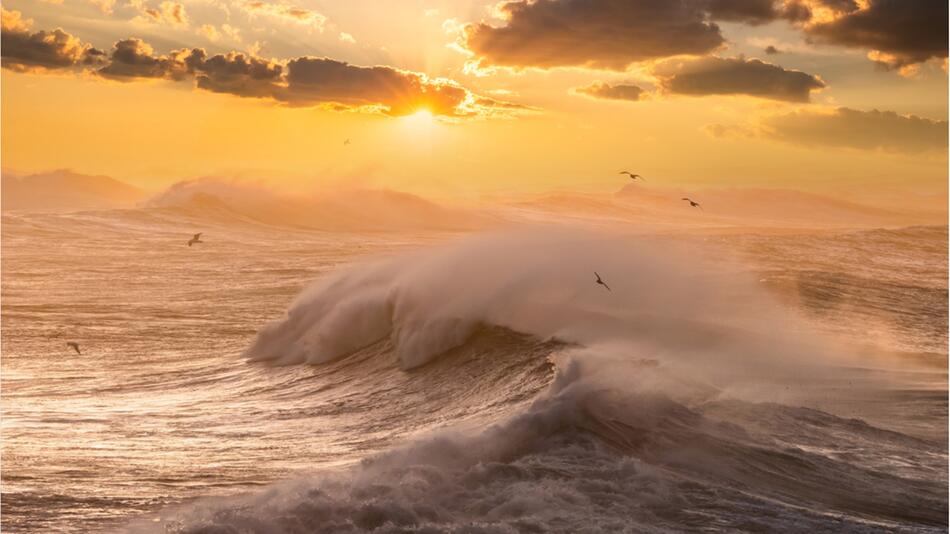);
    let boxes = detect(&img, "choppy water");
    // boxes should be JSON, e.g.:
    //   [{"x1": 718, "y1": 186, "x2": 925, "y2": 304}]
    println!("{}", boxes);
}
[{"x1": 1, "y1": 206, "x2": 946, "y2": 533}]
